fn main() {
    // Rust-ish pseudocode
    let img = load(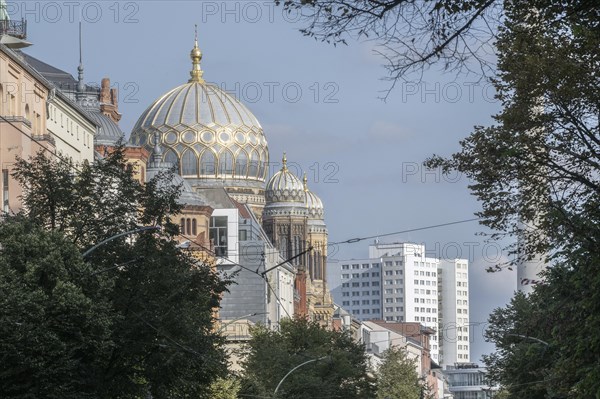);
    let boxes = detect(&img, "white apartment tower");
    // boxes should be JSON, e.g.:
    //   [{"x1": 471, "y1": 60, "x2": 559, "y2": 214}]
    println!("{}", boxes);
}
[
  {"x1": 438, "y1": 259, "x2": 470, "y2": 366},
  {"x1": 328, "y1": 242, "x2": 470, "y2": 366}
]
